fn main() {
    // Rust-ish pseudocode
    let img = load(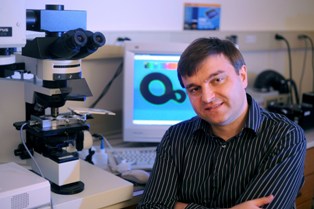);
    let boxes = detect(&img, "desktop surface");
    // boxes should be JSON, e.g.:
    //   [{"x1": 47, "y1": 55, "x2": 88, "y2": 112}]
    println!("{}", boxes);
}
[{"x1": 43, "y1": 160, "x2": 133, "y2": 209}]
